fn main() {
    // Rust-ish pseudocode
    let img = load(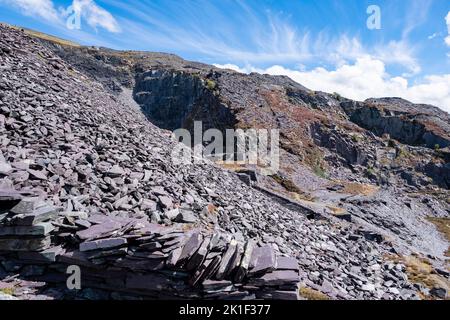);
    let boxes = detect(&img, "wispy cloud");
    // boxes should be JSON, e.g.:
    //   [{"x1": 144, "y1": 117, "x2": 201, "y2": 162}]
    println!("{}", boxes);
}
[
  {"x1": 106, "y1": 0, "x2": 420, "y2": 75},
  {"x1": 69, "y1": 0, "x2": 120, "y2": 33},
  {"x1": 0, "y1": 0, "x2": 60, "y2": 22},
  {"x1": 1, "y1": 0, "x2": 120, "y2": 33},
  {"x1": 401, "y1": 0, "x2": 432, "y2": 39},
  {"x1": 445, "y1": 11, "x2": 450, "y2": 47}
]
